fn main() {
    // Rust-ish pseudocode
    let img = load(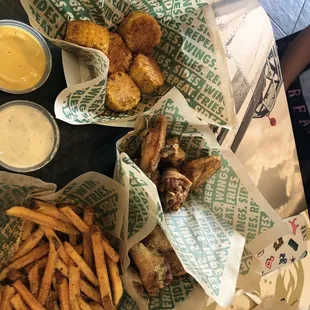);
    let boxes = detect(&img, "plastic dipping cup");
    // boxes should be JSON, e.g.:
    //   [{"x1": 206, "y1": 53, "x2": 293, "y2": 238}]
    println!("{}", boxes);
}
[
  {"x1": 0, "y1": 101, "x2": 60, "y2": 172},
  {"x1": 0, "y1": 20, "x2": 52, "y2": 94}
]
